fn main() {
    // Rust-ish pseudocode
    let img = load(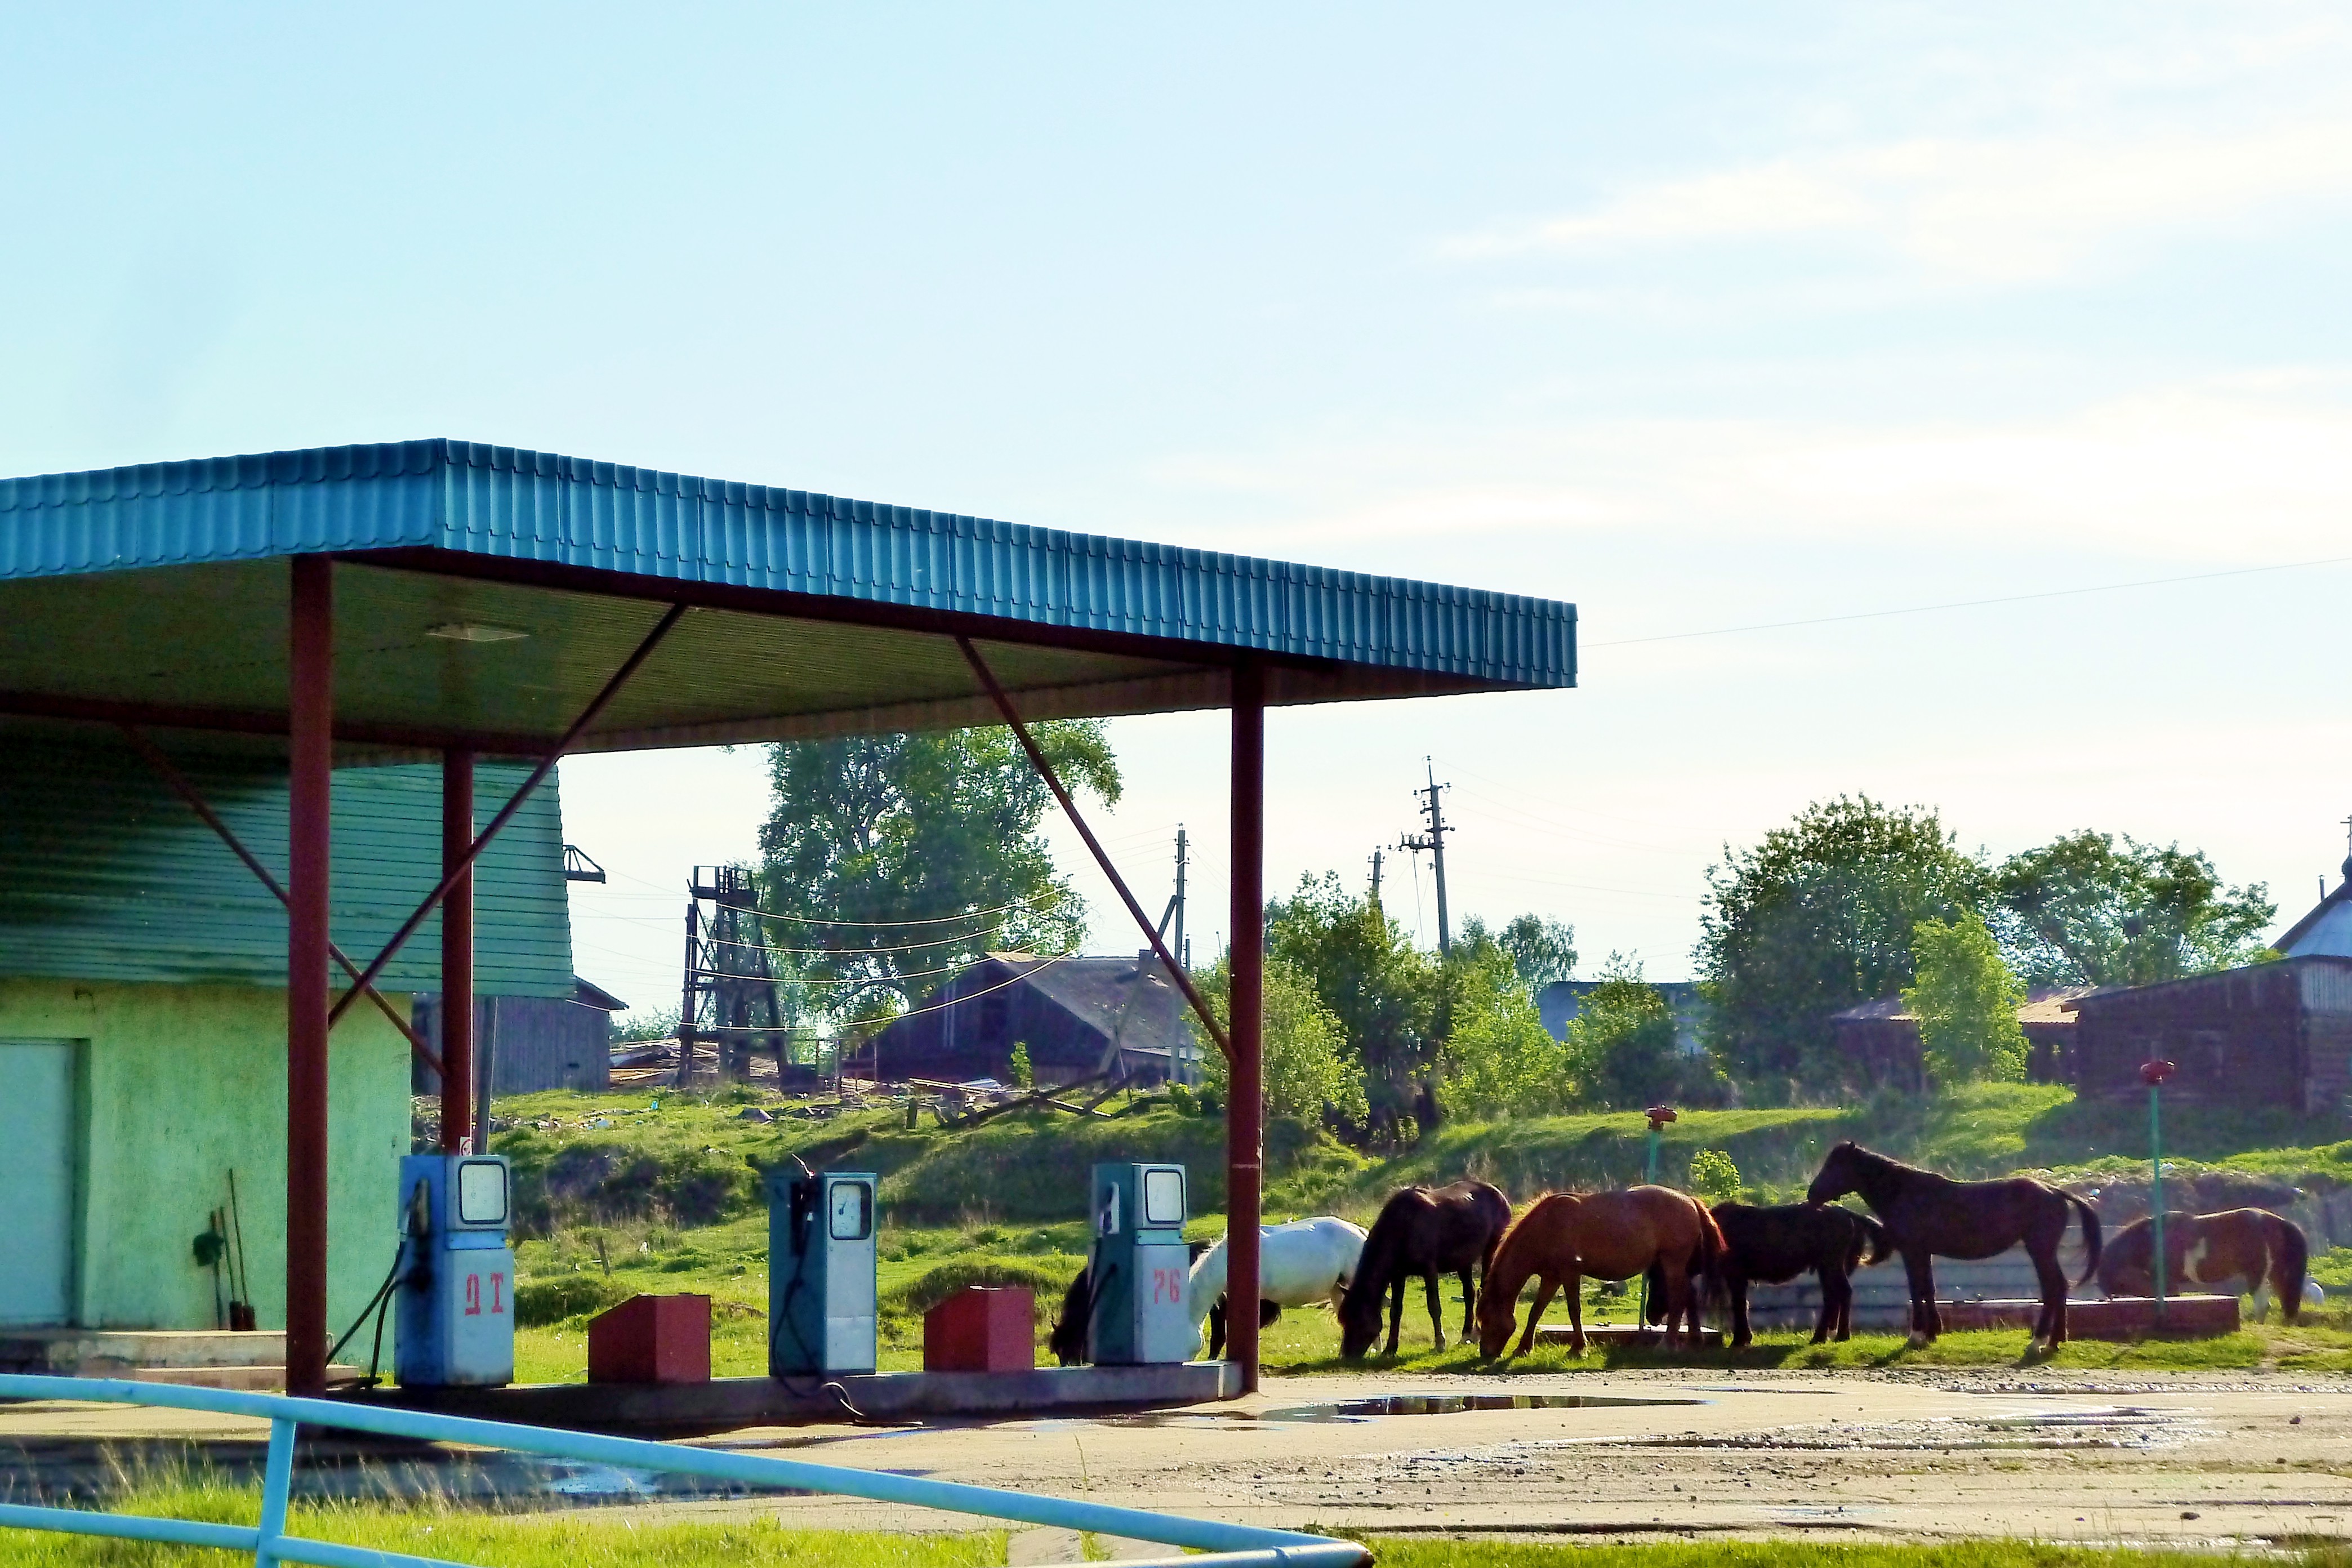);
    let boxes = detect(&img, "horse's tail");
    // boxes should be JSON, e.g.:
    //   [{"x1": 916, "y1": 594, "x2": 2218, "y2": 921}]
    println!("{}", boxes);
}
[
  {"x1": 2064, "y1": 1191, "x2": 2104, "y2": 1286},
  {"x1": 2270, "y1": 1212, "x2": 2310, "y2": 1324},
  {"x1": 1851, "y1": 1211, "x2": 1895, "y2": 1269}
]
